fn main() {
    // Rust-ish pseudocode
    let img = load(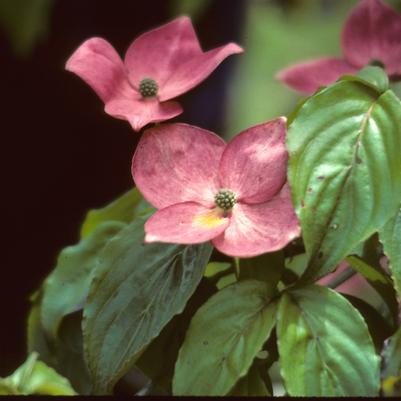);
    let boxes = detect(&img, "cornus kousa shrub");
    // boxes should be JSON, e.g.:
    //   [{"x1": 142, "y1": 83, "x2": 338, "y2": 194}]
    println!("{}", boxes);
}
[{"x1": 10, "y1": 0, "x2": 401, "y2": 397}]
